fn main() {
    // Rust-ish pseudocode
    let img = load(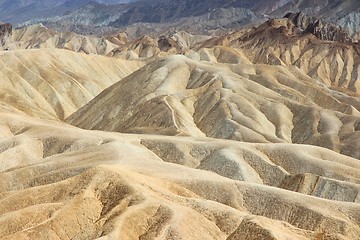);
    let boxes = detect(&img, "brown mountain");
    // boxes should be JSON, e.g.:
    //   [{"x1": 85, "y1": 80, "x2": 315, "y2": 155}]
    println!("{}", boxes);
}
[{"x1": 271, "y1": 0, "x2": 360, "y2": 37}]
